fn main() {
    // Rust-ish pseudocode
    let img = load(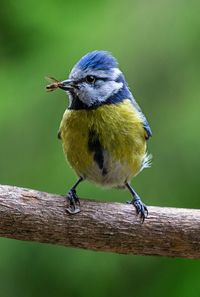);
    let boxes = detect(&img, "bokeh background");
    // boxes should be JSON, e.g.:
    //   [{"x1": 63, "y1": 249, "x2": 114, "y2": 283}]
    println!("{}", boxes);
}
[{"x1": 0, "y1": 0, "x2": 200, "y2": 296}]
